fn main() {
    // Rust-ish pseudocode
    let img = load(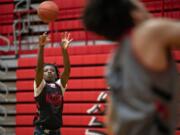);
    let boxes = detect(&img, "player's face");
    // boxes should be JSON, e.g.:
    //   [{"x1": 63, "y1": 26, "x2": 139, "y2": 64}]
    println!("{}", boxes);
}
[{"x1": 43, "y1": 65, "x2": 57, "y2": 82}]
